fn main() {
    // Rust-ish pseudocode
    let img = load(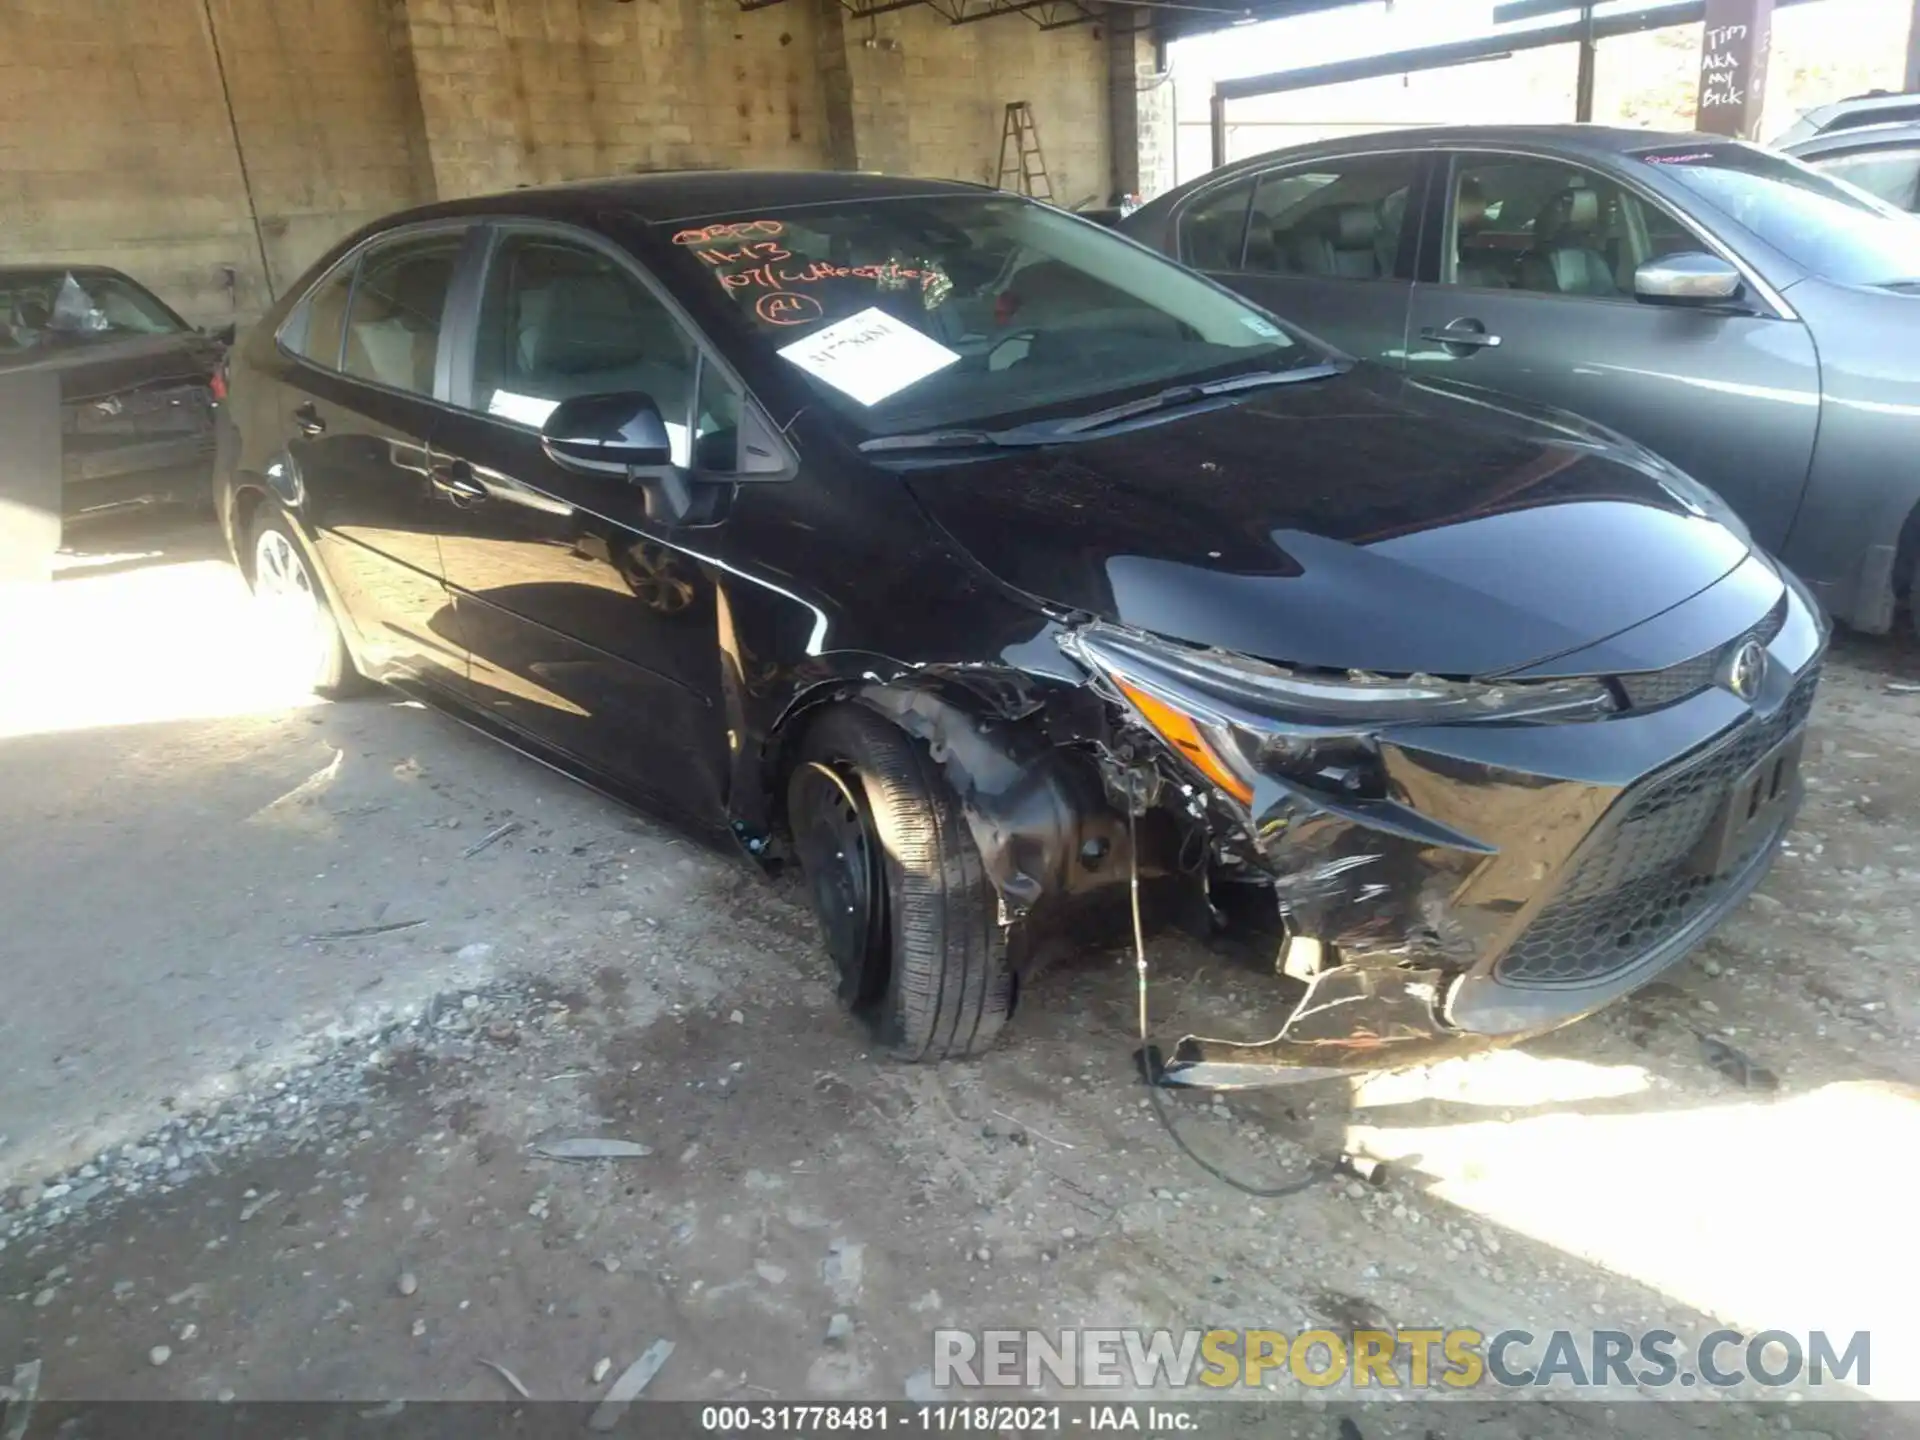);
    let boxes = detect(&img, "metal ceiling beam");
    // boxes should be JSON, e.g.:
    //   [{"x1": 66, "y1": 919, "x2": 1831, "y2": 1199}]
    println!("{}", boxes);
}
[
  {"x1": 1214, "y1": 0, "x2": 1819, "y2": 101},
  {"x1": 734, "y1": 0, "x2": 1099, "y2": 20}
]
